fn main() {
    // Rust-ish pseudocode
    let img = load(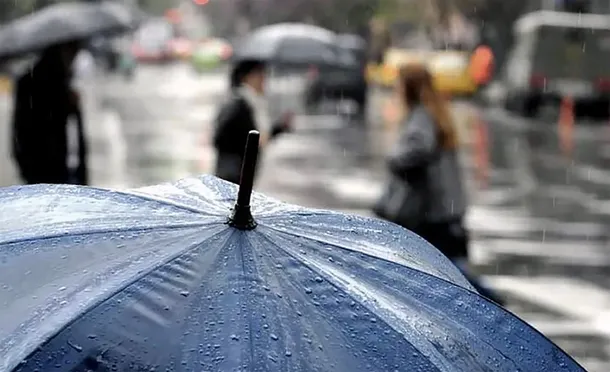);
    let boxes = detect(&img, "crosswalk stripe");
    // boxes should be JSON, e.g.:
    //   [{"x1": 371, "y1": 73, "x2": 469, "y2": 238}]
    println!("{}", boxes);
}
[{"x1": 482, "y1": 275, "x2": 610, "y2": 335}]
